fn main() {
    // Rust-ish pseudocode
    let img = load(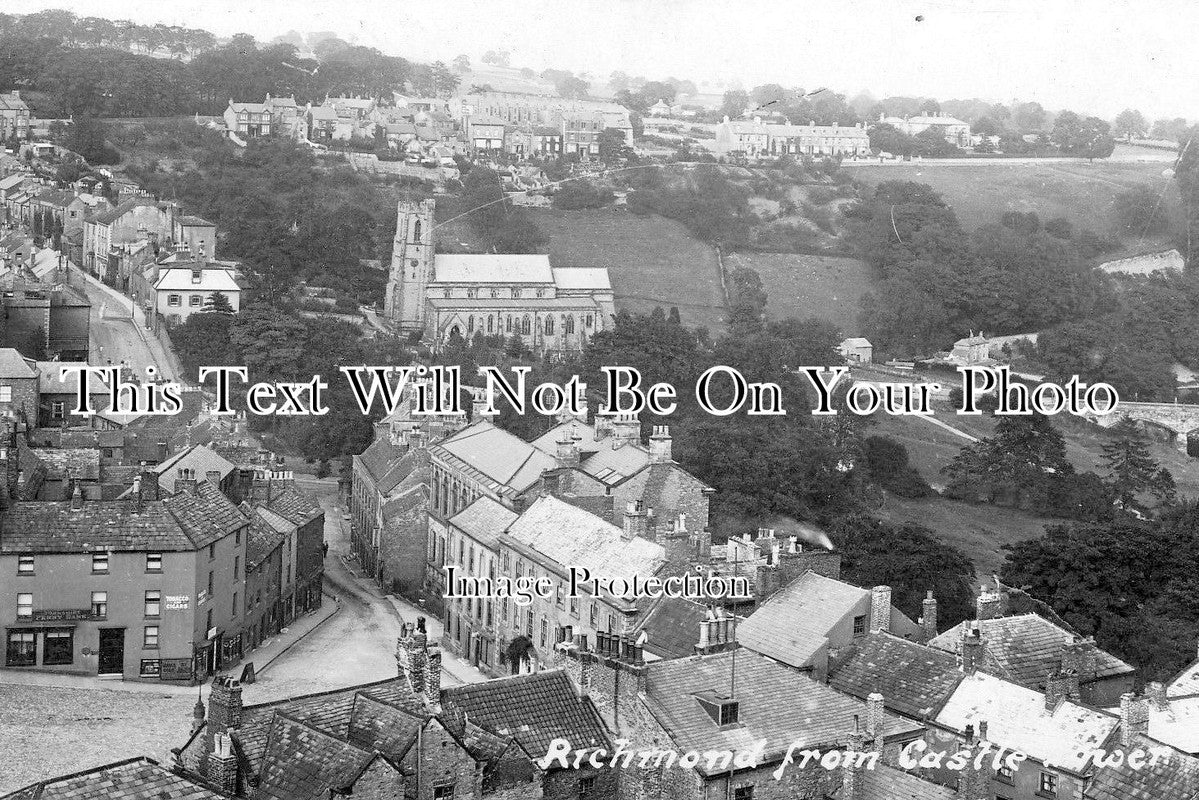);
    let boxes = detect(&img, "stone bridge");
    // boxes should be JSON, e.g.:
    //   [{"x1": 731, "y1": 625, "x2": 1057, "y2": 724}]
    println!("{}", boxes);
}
[{"x1": 1085, "y1": 401, "x2": 1199, "y2": 452}]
